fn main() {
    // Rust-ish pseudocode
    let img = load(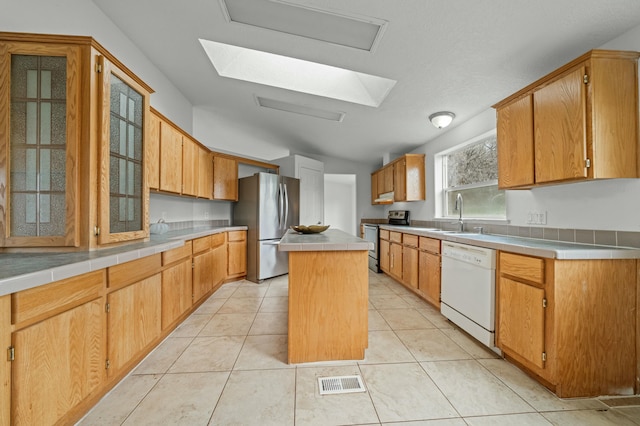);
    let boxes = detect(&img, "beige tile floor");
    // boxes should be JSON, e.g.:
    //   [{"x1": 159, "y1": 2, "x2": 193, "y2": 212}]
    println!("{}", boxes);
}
[{"x1": 78, "y1": 272, "x2": 640, "y2": 426}]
